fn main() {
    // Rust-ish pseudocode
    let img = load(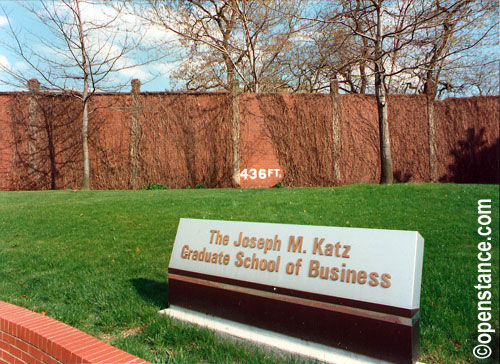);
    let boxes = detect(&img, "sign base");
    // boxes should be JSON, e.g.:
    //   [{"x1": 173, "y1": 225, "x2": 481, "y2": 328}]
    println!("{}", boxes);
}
[{"x1": 159, "y1": 306, "x2": 424, "y2": 364}]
